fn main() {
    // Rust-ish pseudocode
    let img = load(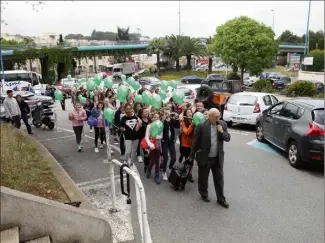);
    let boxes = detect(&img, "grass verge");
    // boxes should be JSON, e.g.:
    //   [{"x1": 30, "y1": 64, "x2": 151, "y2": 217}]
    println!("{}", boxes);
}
[{"x1": 0, "y1": 123, "x2": 69, "y2": 202}]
